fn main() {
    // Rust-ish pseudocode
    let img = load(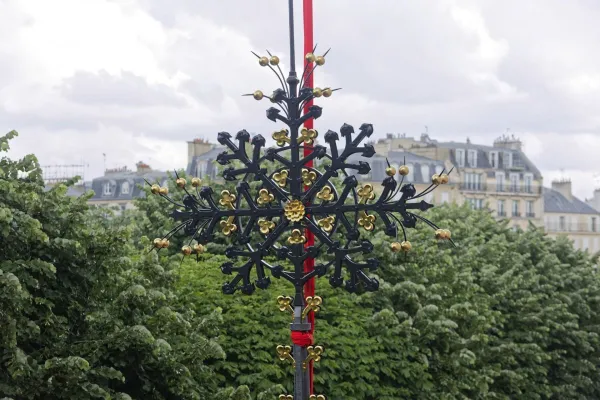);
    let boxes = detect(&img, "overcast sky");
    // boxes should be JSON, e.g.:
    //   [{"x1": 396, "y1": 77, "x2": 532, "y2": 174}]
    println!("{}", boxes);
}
[{"x1": 2, "y1": 0, "x2": 599, "y2": 200}]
